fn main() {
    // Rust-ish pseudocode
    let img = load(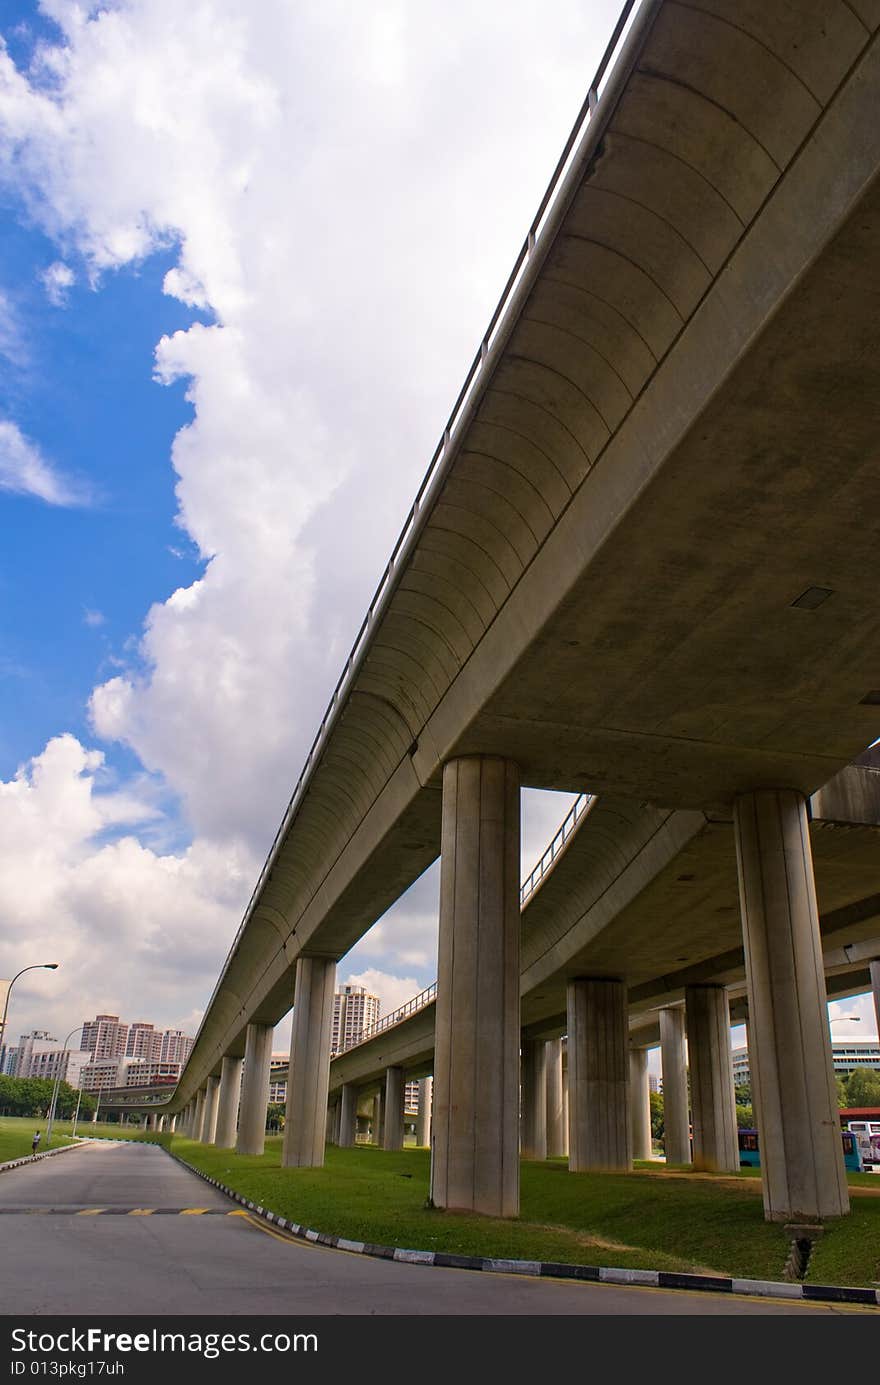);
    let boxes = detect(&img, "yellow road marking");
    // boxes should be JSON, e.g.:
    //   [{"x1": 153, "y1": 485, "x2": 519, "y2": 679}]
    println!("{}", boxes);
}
[
  {"x1": 242, "y1": 1213, "x2": 311, "y2": 1247},
  {"x1": 180, "y1": 1207, "x2": 210, "y2": 1215},
  {"x1": 128, "y1": 1208, "x2": 154, "y2": 1215},
  {"x1": 75, "y1": 1208, "x2": 106, "y2": 1216}
]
